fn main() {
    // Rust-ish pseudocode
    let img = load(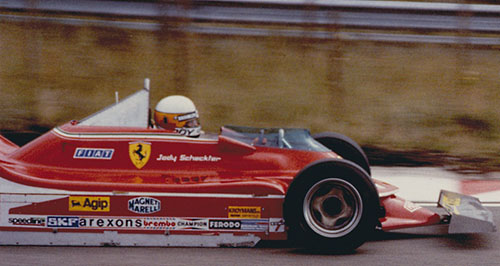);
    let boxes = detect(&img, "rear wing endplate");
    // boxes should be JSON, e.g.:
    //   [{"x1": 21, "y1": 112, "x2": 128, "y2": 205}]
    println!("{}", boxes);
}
[{"x1": 438, "y1": 190, "x2": 496, "y2": 233}]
